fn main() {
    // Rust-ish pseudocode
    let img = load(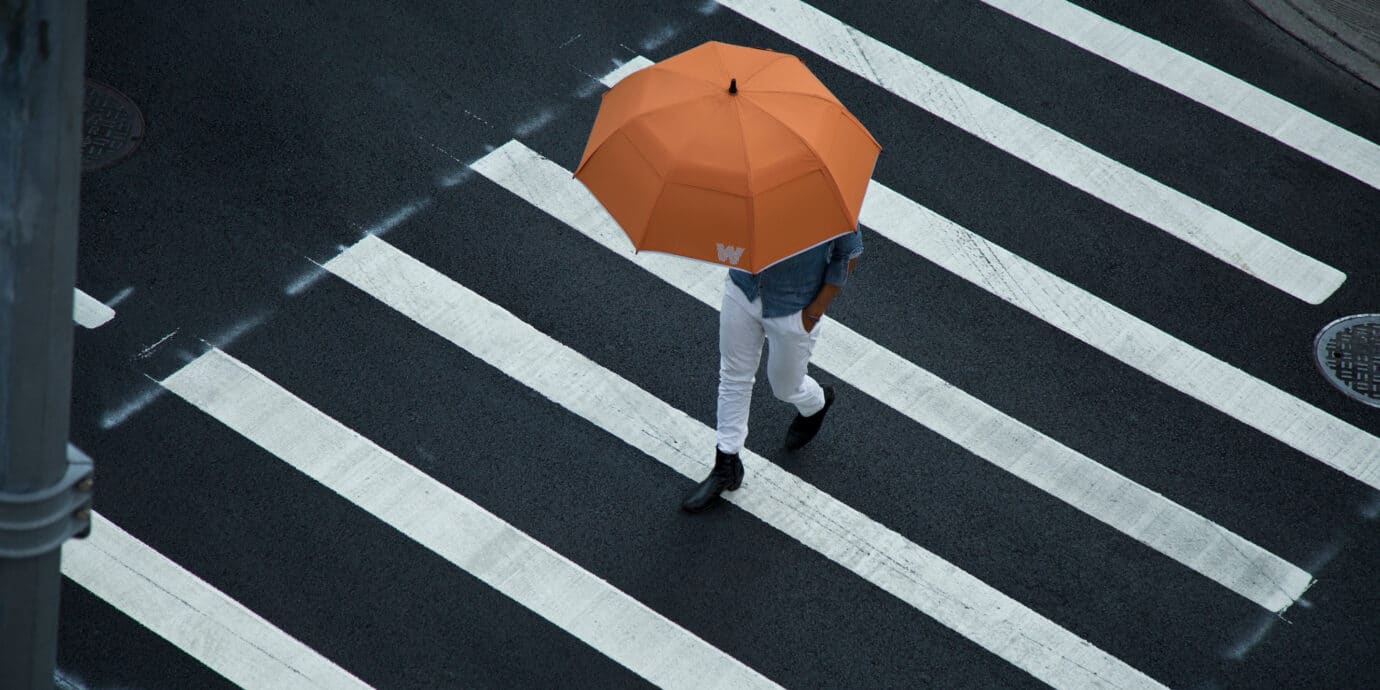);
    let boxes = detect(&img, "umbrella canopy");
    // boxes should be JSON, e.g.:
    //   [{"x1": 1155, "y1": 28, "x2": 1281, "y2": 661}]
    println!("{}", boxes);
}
[{"x1": 574, "y1": 41, "x2": 881, "y2": 274}]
